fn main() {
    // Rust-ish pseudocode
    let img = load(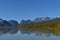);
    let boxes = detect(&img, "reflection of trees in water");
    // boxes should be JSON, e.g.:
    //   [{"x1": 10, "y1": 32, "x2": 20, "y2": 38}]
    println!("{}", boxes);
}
[
  {"x1": 19, "y1": 28, "x2": 52, "y2": 37},
  {"x1": 20, "y1": 29, "x2": 32, "y2": 35},
  {"x1": 20, "y1": 28, "x2": 60, "y2": 37}
]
